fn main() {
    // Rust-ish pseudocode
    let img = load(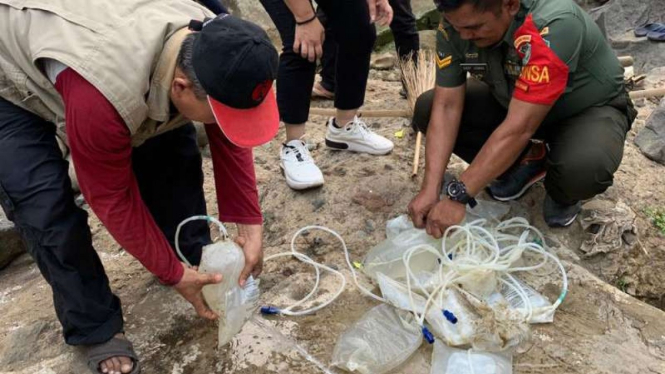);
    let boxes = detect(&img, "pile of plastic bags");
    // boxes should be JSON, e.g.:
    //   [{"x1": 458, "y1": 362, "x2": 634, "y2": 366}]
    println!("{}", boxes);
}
[{"x1": 331, "y1": 204, "x2": 566, "y2": 374}]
